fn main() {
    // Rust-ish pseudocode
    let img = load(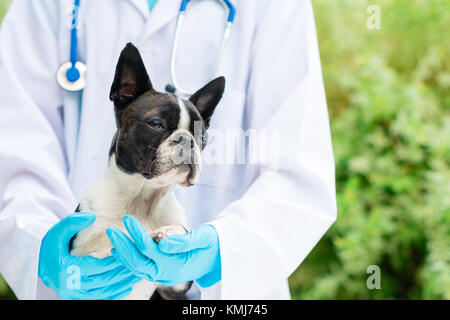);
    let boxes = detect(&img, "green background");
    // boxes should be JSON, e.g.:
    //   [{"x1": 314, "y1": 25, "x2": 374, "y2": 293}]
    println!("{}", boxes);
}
[{"x1": 0, "y1": 0, "x2": 448, "y2": 300}]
